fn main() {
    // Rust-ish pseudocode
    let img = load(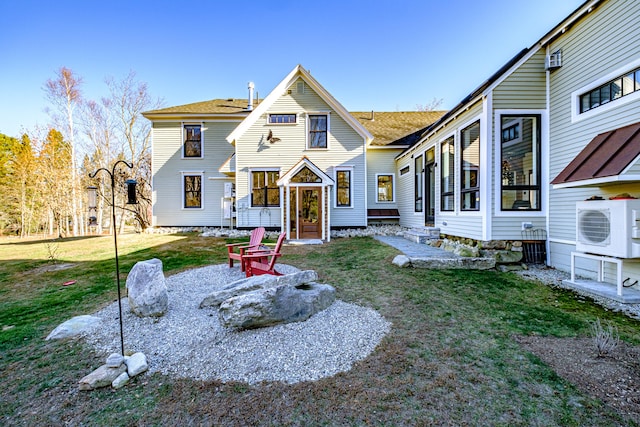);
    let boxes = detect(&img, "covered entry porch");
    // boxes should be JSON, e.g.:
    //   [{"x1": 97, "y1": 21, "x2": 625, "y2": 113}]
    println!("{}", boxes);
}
[{"x1": 278, "y1": 157, "x2": 334, "y2": 242}]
